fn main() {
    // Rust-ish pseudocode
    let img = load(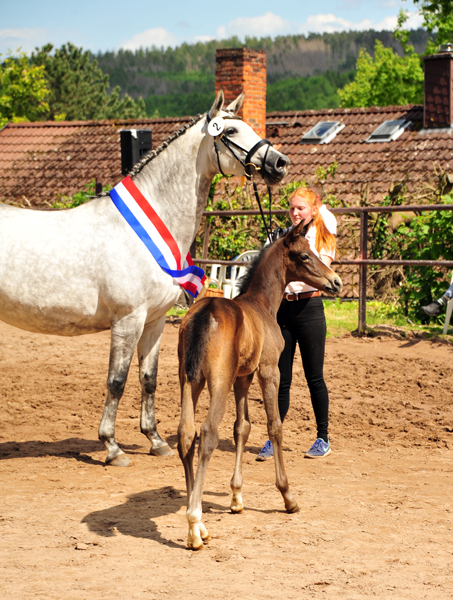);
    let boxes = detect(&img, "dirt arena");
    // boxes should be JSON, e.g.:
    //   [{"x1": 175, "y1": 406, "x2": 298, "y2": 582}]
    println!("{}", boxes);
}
[{"x1": 1, "y1": 317, "x2": 452, "y2": 600}]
